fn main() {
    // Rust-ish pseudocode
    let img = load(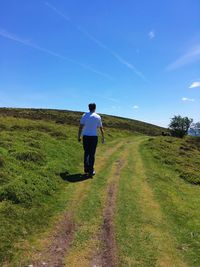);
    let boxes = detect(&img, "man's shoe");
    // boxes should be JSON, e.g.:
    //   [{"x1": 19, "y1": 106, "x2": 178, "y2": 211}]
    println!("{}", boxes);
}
[
  {"x1": 84, "y1": 166, "x2": 90, "y2": 173},
  {"x1": 88, "y1": 170, "x2": 95, "y2": 177}
]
